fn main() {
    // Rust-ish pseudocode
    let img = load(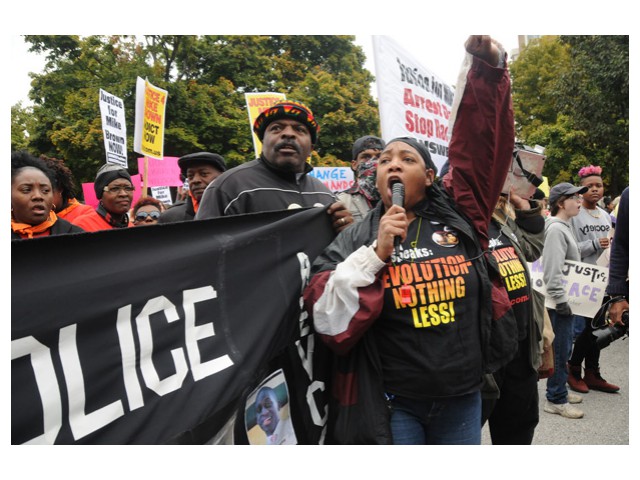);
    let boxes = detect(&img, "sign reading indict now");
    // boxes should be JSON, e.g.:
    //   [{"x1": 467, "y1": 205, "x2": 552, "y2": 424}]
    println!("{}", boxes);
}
[{"x1": 134, "y1": 77, "x2": 168, "y2": 160}]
